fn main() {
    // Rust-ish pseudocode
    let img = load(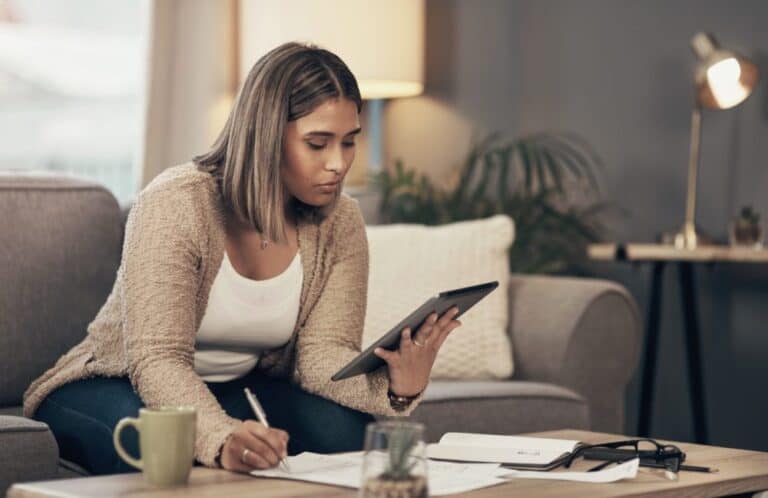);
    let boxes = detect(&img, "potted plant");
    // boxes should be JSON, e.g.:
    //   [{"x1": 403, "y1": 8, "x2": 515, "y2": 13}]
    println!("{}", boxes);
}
[
  {"x1": 730, "y1": 205, "x2": 764, "y2": 248},
  {"x1": 360, "y1": 422, "x2": 428, "y2": 498},
  {"x1": 373, "y1": 132, "x2": 617, "y2": 274}
]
